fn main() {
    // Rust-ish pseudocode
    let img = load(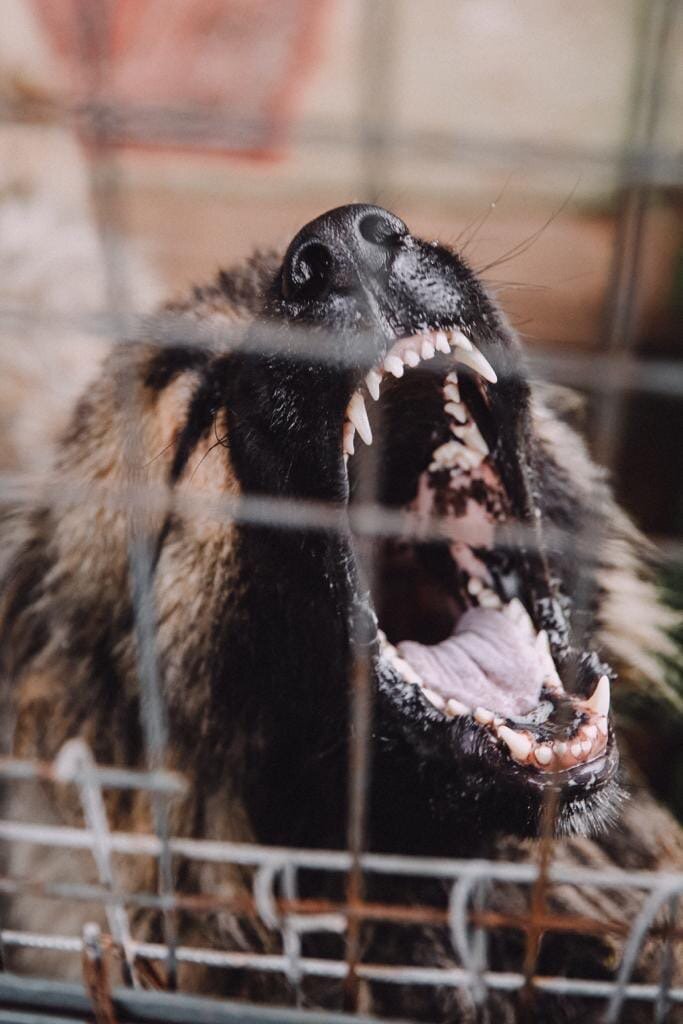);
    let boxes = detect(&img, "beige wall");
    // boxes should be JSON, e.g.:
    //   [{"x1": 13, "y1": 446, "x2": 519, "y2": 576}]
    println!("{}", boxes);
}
[{"x1": 0, "y1": 0, "x2": 680, "y2": 351}]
